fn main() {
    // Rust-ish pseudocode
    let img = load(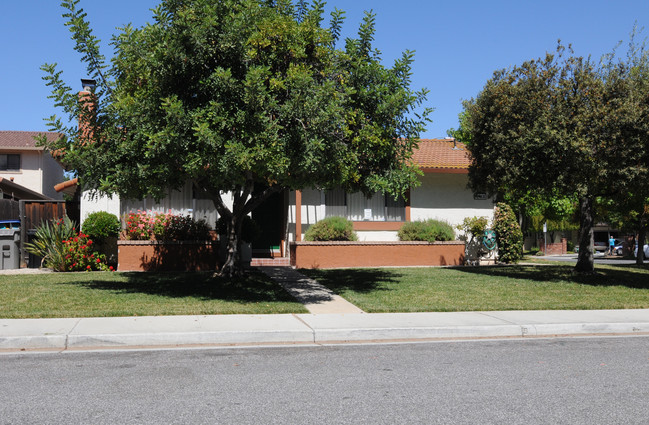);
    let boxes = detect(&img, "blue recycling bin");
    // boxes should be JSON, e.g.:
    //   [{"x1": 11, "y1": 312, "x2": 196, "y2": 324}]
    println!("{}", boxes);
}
[{"x1": 0, "y1": 220, "x2": 20, "y2": 230}]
